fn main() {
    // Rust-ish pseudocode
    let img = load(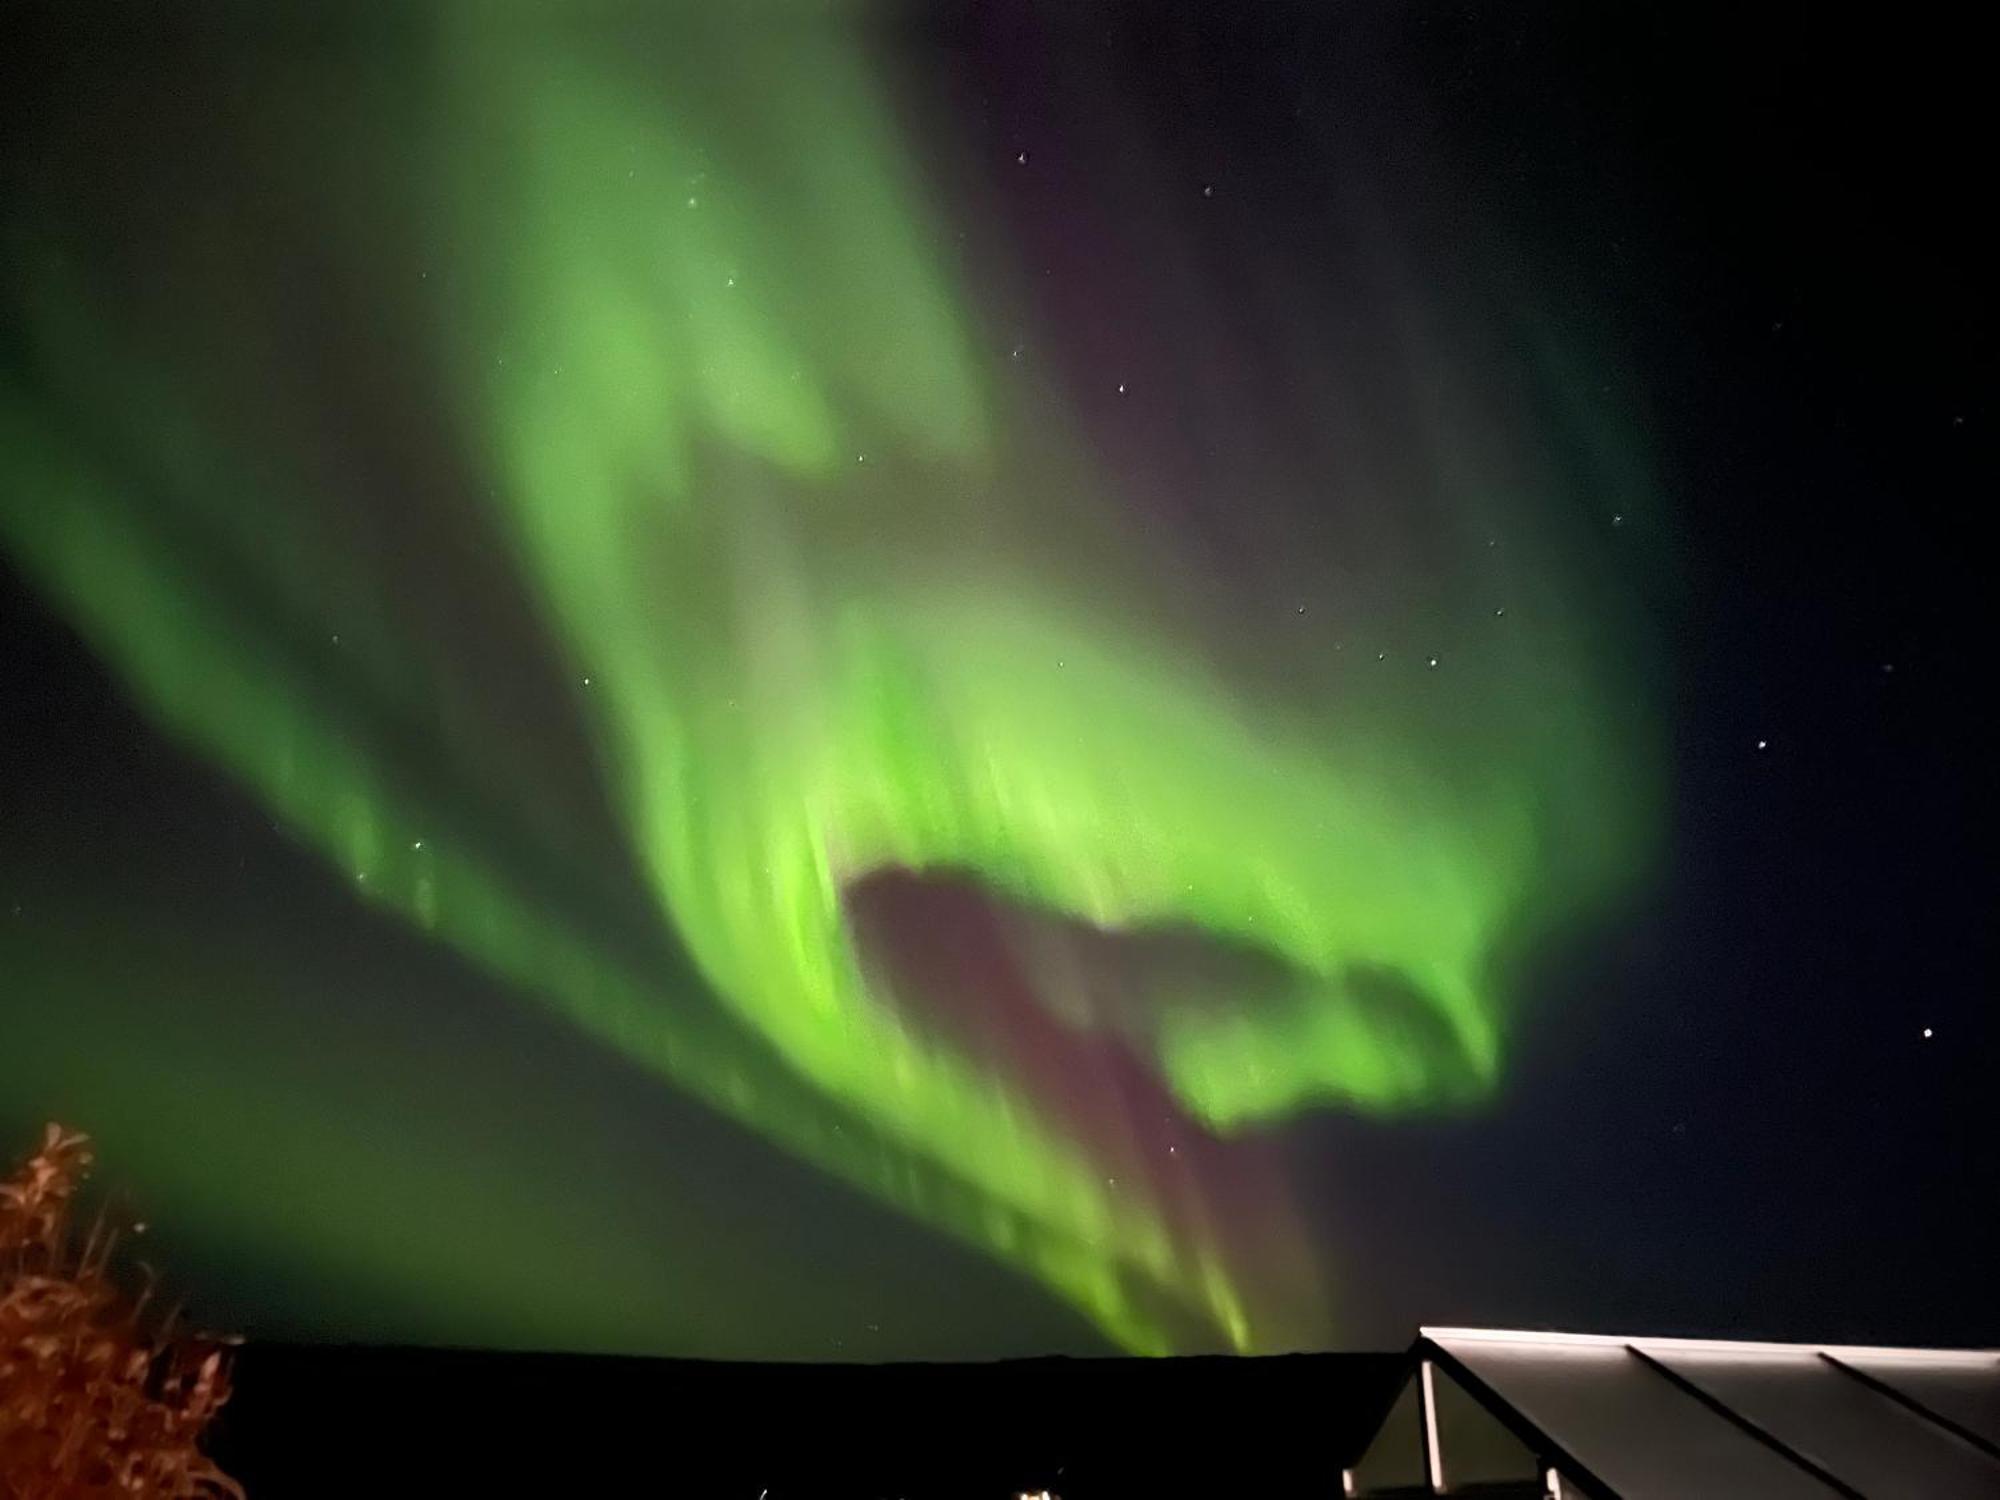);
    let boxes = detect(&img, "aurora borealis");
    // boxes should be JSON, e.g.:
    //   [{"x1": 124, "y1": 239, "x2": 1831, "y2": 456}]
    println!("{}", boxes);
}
[{"x1": 1, "y1": 4, "x2": 1670, "y2": 1357}]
